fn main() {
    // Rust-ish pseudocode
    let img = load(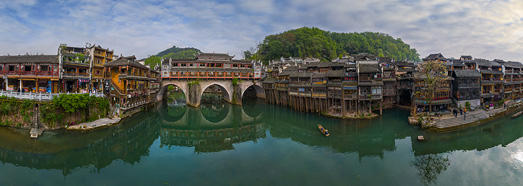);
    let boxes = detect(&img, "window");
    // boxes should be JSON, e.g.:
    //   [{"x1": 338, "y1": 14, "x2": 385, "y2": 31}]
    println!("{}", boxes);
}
[
  {"x1": 40, "y1": 65, "x2": 49, "y2": 71},
  {"x1": 233, "y1": 64, "x2": 238, "y2": 68},
  {"x1": 24, "y1": 65, "x2": 32, "y2": 71},
  {"x1": 200, "y1": 63, "x2": 205, "y2": 67}
]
